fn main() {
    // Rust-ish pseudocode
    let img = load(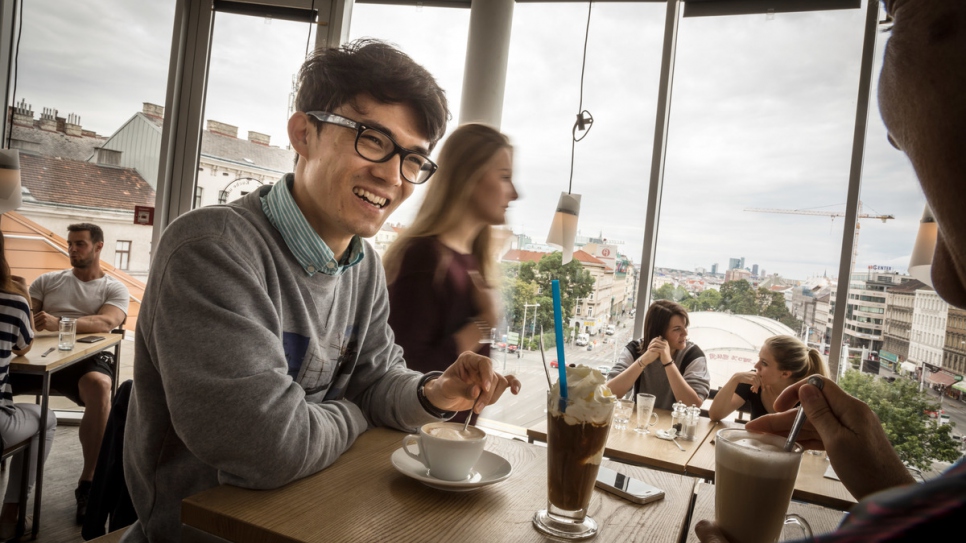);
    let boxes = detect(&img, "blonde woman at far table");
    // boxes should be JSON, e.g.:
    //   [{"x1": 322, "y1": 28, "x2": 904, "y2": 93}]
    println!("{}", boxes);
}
[
  {"x1": 0, "y1": 233, "x2": 56, "y2": 539},
  {"x1": 606, "y1": 300, "x2": 710, "y2": 411},
  {"x1": 709, "y1": 334, "x2": 829, "y2": 422}
]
